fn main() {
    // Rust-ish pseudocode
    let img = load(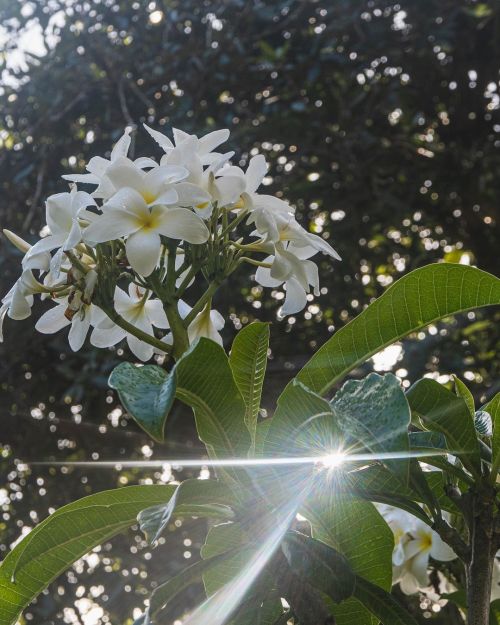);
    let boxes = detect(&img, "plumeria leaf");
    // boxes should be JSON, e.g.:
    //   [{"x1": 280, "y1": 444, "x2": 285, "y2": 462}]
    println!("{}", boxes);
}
[
  {"x1": 474, "y1": 410, "x2": 492, "y2": 437},
  {"x1": 353, "y1": 575, "x2": 419, "y2": 625},
  {"x1": 409, "y1": 431, "x2": 447, "y2": 450},
  {"x1": 110, "y1": 340, "x2": 251, "y2": 478},
  {"x1": 342, "y1": 464, "x2": 433, "y2": 523},
  {"x1": 486, "y1": 394, "x2": 500, "y2": 464},
  {"x1": 304, "y1": 497, "x2": 393, "y2": 625},
  {"x1": 146, "y1": 550, "x2": 241, "y2": 622},
  {"x1": 263, "y1": 379, "x2": 337, "y2": 458},
  {"x1": 453, "y1": 375, "x2": 475, "y2": 417},
  {"x1": 0, "y1": 485, "x2": 175, "y2": 625},
  {"x1": 138, "y1": 479, "x2": 236, "y2": 544},
  {"x1": 406, "y1": 378, "x2": 482, "y2": 476},
  {"x1": 108, "y1": 363, "x2": 173, "y2": 442},
  {"x1": 201, "y1": 522, "x2": 257, "y2": 597},
  {"x1": 281, "y1": 531, "x2": 356, "y2": 603},
  {"x1": 228, "y1": 597, "x2": 283, "y2": 625},
  {"x1": 174, "y1": 339, "x2": 251, "y2": 465},
  {"x1": 330, "y1": 373, "x2": 411, "y2": 482},
  {"x1": 294, "y1": 264, "x2": 500, "y2": 395},
  {"x1": 229, "y1": 321, "x2": 270, "y2": 448}
]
